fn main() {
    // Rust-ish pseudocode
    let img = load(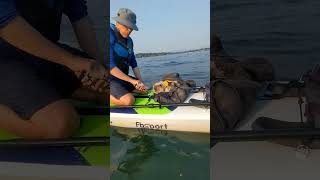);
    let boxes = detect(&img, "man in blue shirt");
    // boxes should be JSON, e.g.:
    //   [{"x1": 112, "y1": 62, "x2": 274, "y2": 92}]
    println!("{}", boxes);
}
[
  {"x1": 110, "y1": 8, "x2": 147, "y2": 106},
  {"x1": 0, "y1": 0, "x2": 108, "y2": 139}
]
